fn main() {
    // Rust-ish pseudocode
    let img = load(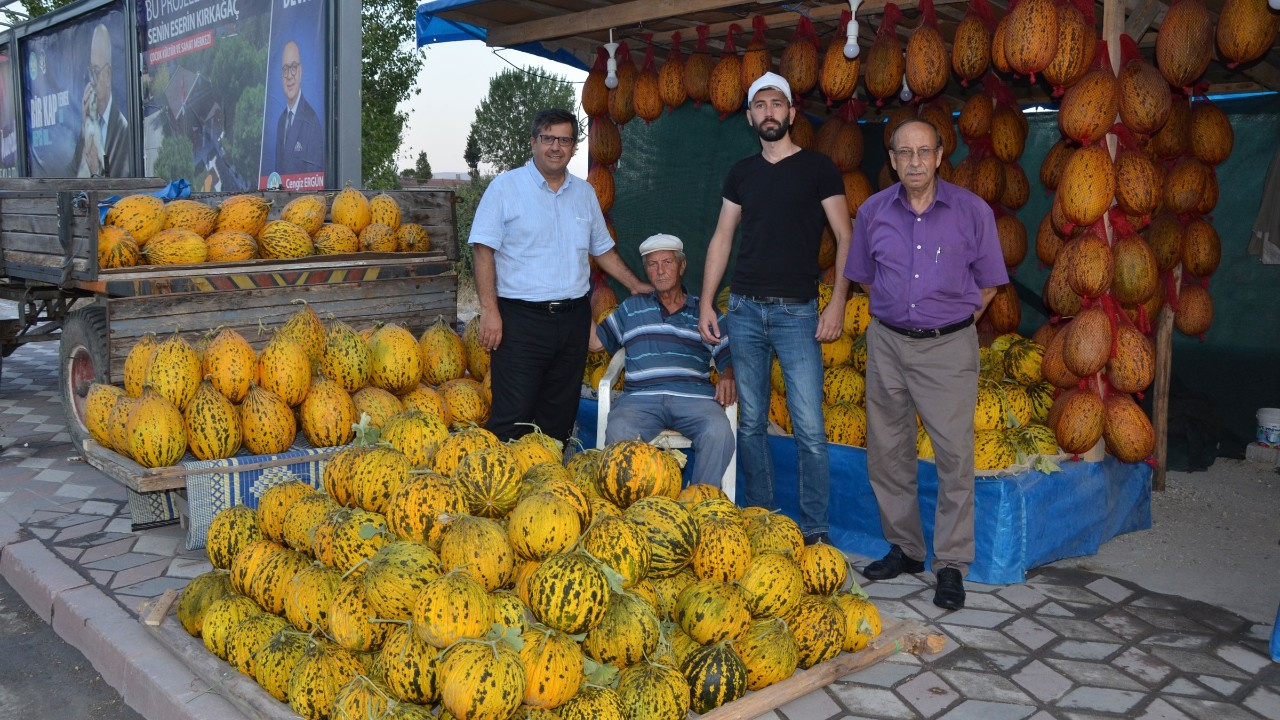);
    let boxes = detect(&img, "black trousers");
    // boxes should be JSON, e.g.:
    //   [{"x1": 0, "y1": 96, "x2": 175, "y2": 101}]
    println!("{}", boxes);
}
[{"x1": 486, "y1": 296, "x2": 591, "y2": 443}]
